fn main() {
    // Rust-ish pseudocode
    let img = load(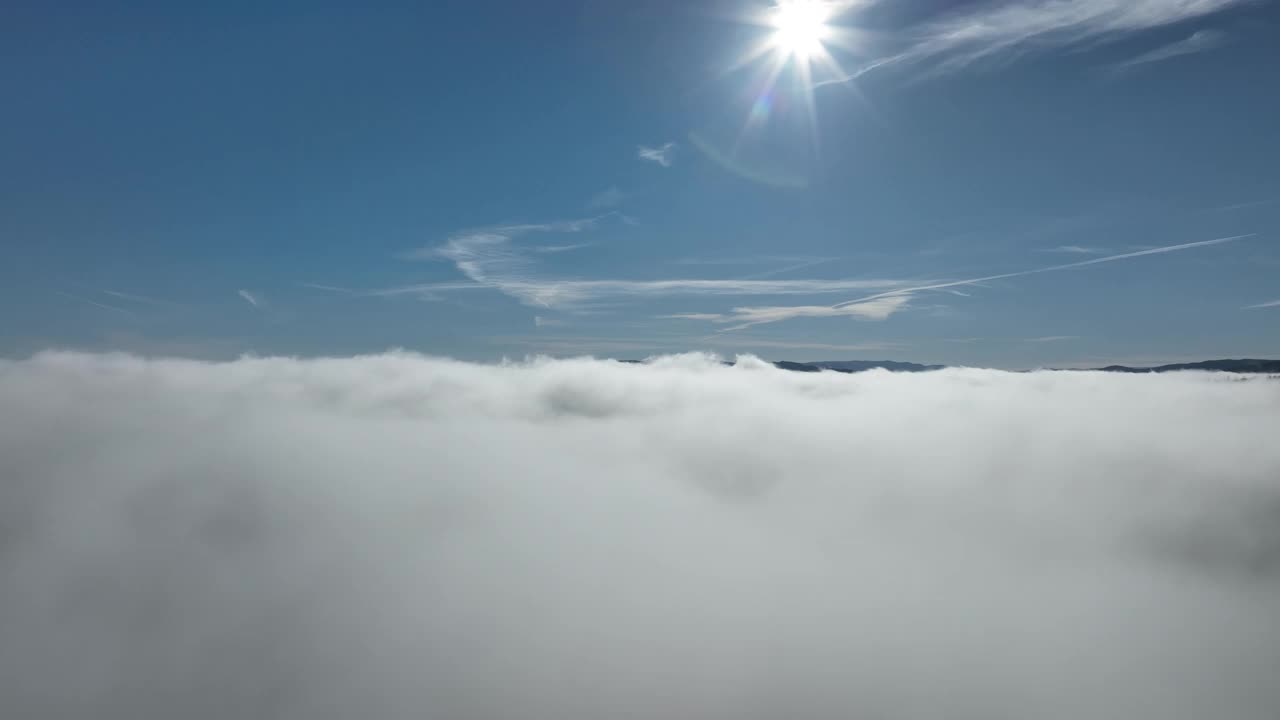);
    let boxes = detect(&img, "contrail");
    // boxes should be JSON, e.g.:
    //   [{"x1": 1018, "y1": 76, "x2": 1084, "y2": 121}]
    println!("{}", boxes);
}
[{"x1": 832, "y1": 234, "x2": 1252, "y2": 310}]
